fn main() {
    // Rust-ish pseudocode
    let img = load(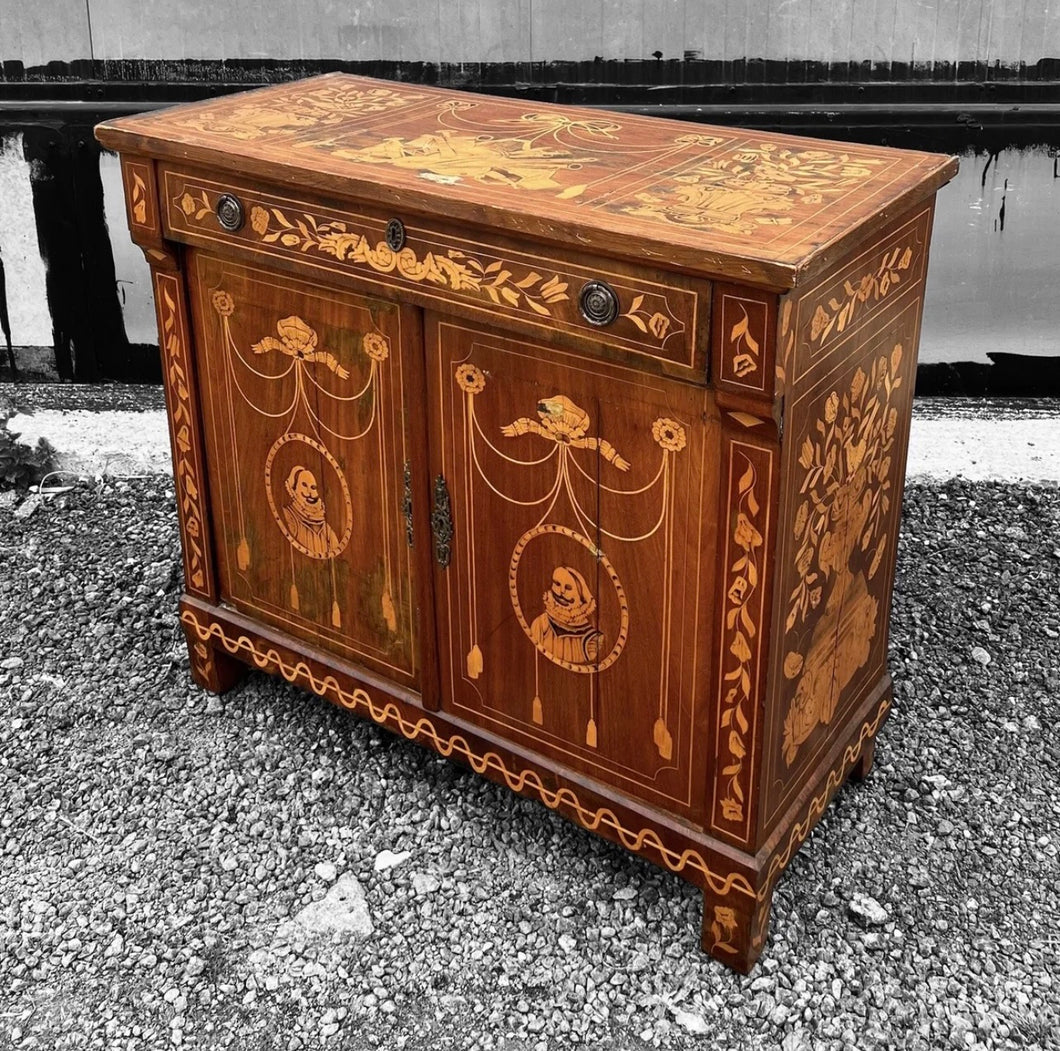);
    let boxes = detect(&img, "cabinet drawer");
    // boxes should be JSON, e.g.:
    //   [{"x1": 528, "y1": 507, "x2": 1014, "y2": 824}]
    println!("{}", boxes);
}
[{"x1": 161, "y1": 165, "x2": 708, "y2": 380}]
